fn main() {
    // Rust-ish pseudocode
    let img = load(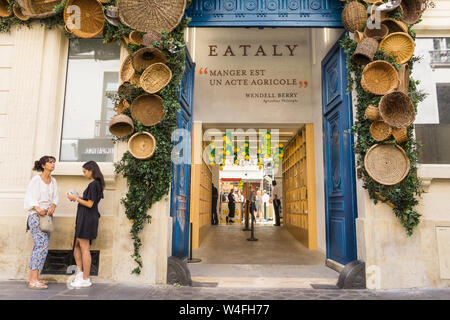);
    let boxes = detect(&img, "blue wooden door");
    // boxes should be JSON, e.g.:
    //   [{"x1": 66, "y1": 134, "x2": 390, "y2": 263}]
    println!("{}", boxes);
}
[
  {"x1": 171, "y1": 50, "x2": 195, "y2": 259},
  {"x1": 322, "y1": 36, "x2": 358, "y2": 265}
]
